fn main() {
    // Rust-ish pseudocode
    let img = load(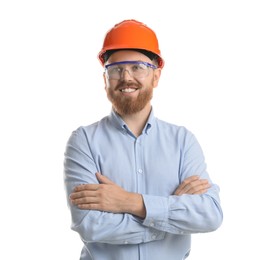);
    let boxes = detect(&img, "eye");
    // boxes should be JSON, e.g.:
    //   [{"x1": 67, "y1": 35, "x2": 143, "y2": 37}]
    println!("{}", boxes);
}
[
  {"x1": 131, "y1": 64, "x2": 146, "y2": 71},
  {"x1": 109, "y1": 66, "x2": 122, "y2": 74}
]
